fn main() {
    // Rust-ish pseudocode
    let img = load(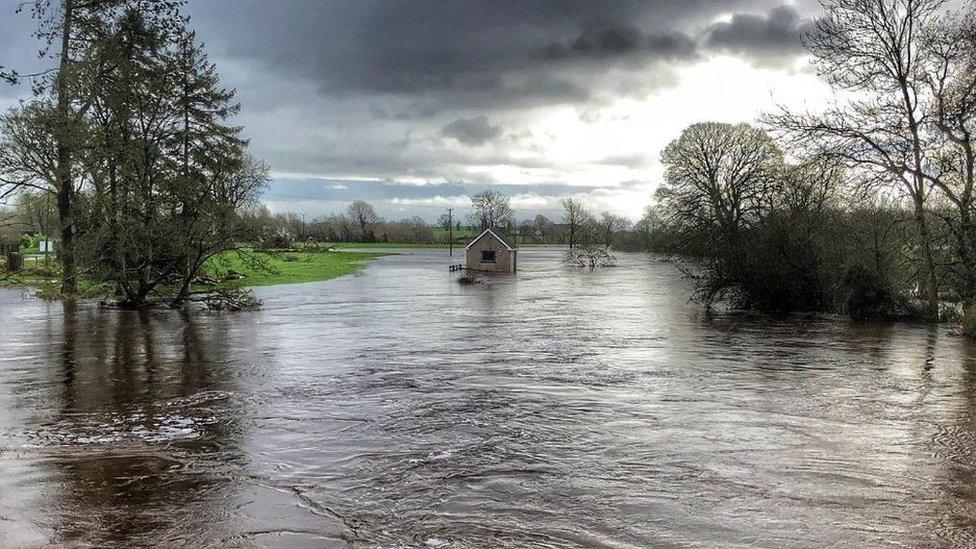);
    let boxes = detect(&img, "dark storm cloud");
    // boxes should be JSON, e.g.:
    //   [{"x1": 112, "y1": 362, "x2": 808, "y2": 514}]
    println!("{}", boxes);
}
[
  {"x1": 185, "y1": 0, "x2": 807, "y2": 108},
  {"x1": 544, "y1": 27, "x2": 699, "y2": 63},
  {"x1": 441, "y1": 116, "x2": 503, "y2": 147},
  {"x1": 705, "y1": 5, "x2": 814, "y2": 65}
]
